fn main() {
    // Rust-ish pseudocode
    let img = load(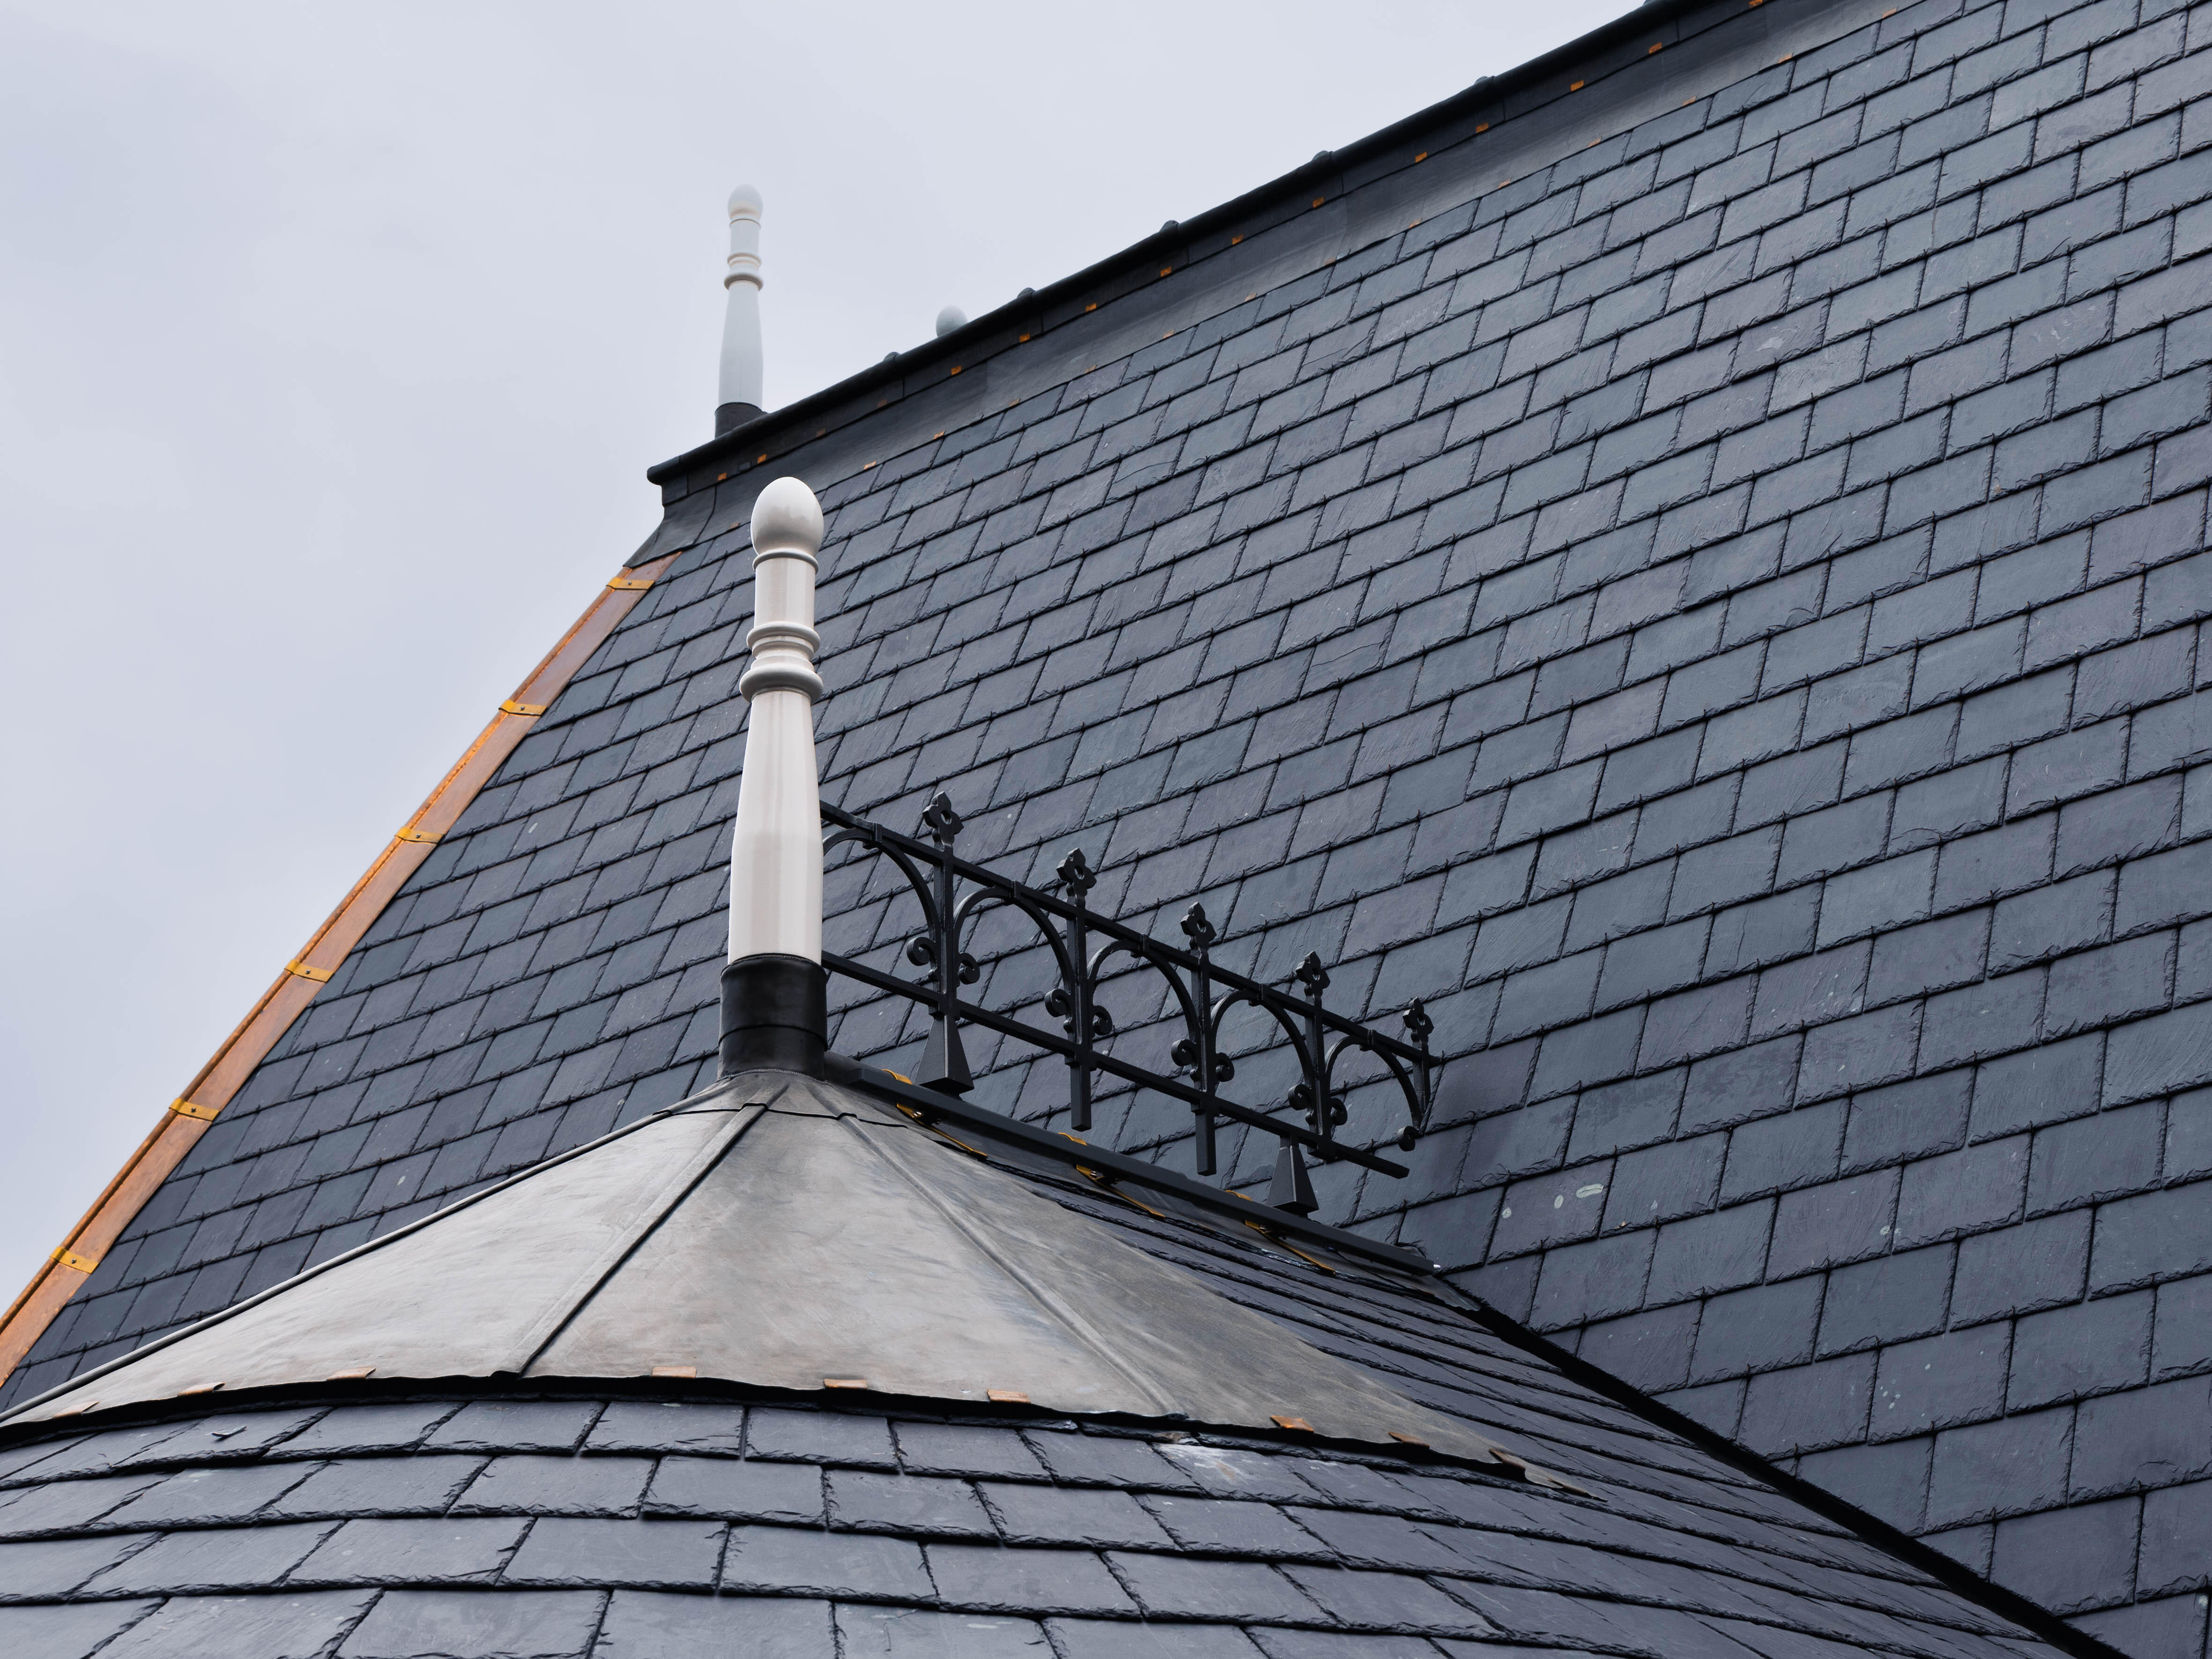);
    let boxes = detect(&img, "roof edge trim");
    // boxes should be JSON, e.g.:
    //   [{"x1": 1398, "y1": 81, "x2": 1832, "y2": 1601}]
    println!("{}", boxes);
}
[
  {"x1": 1443, "y1": 1284, "x2": 2131, "y2": 1659},
  {"x1": 646, "y1": 0, "x2": 1849, "y2": 490},
  {"x1": 0, "y1": 549, "x2": 682, "y2": 1394},
  {"x1": 0, "y1": 1370, "x2": 1524, "y2": 1484}
]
